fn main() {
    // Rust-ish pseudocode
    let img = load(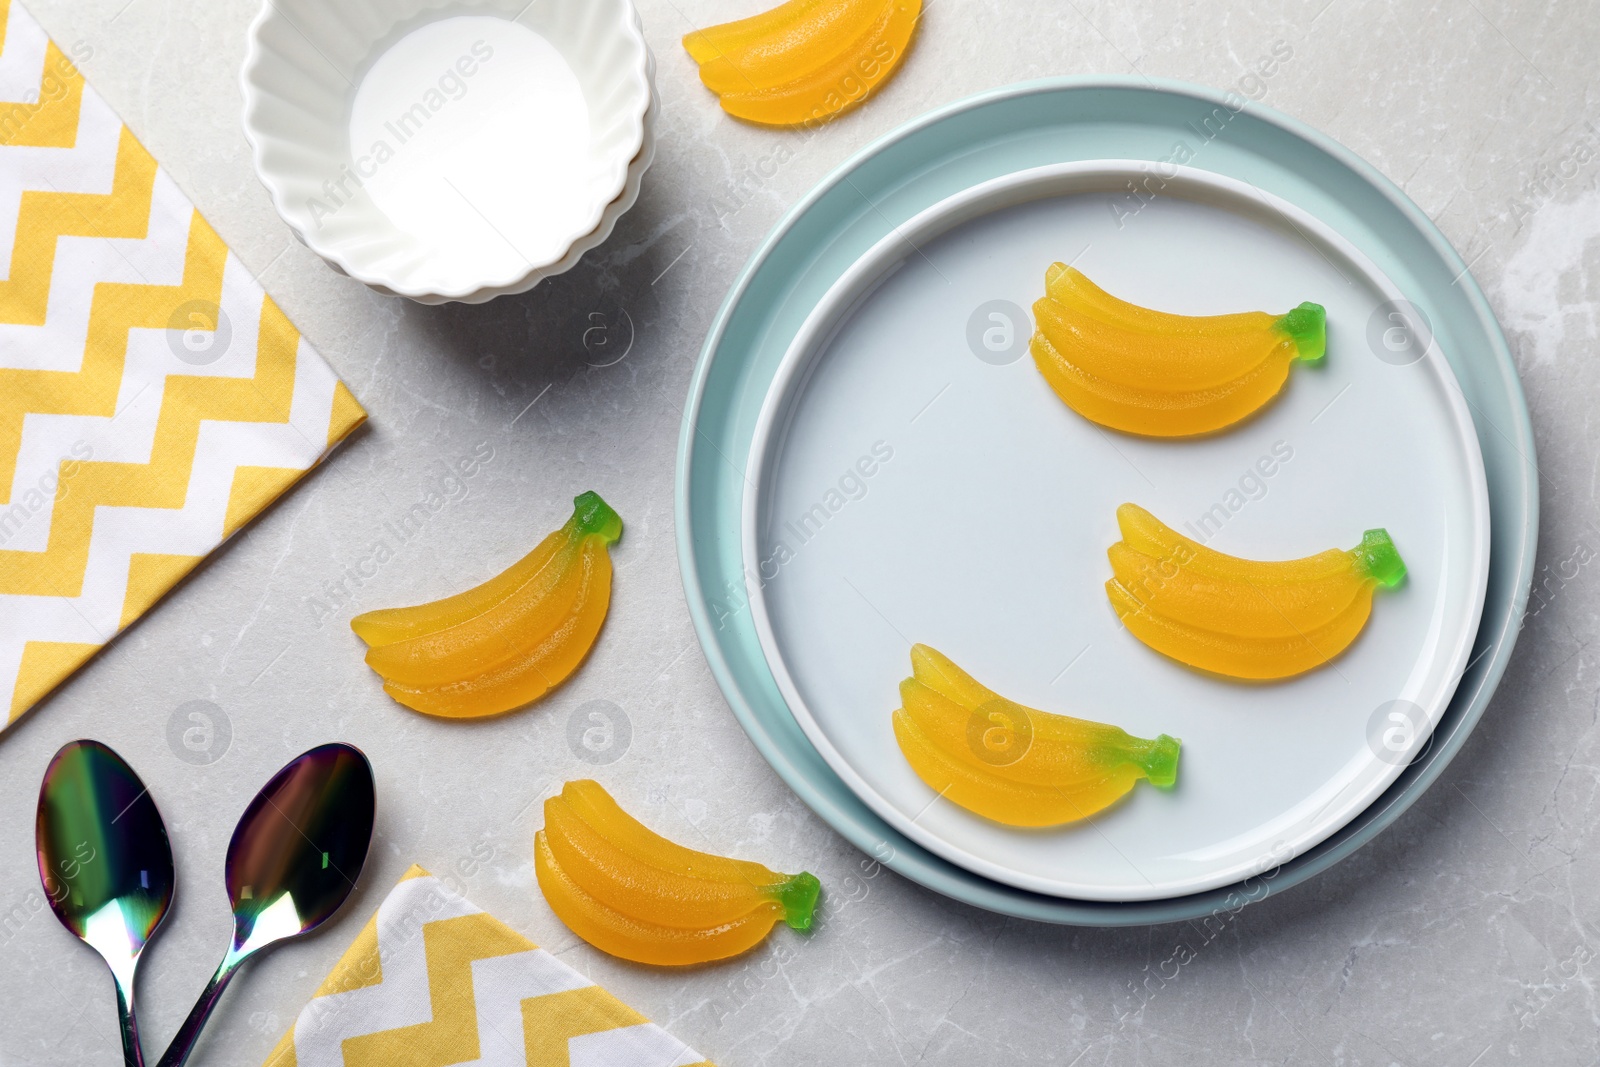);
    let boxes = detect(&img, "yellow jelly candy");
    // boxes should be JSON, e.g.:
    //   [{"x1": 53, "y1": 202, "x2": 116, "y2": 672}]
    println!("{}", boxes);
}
[
  {"x1": 1105, "y1": 503, "x2": 1406, "y2": 680},
  {"x1": 683, "y1": 0, "x2": 920, "y2": 127},
  {"x1": 891, "y1": 645, "x2": 1179, "y2": 827},
  {"x1": 350, "y1": 491, "x2": 621, "y2": 718},
  {"x1": 1031, "y1": 265, "x2": 1326, "y2": 437},
  {"x1": 535, "y1": 780, "x2": 820, "y2": 966}
]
